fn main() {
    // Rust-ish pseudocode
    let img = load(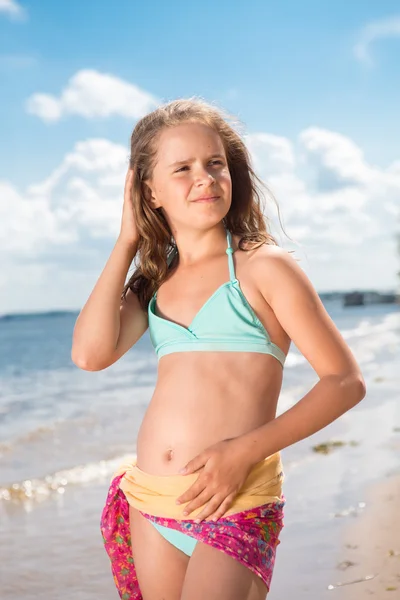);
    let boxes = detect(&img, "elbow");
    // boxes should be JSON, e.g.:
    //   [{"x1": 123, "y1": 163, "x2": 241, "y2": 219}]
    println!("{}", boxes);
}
[
  {"x1": 357, "y1": 375, "x2": 367, "y2": 402},
  {"x1": 71, "y1": 348, "x2": 109, "y2": 372},
  {"x1": 328, "y1": 371, "x2": 367, "y2": 407},
  {"x1": 348, "y1": 372, "x2": 367, "y2": 406}
]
